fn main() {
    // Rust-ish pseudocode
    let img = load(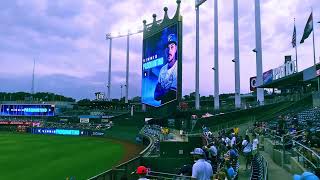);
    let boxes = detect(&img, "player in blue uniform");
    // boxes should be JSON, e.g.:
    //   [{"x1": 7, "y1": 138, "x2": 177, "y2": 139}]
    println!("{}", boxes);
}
[{"x1": 154, "y1": 34, "x2": 178, "y2": 104}]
